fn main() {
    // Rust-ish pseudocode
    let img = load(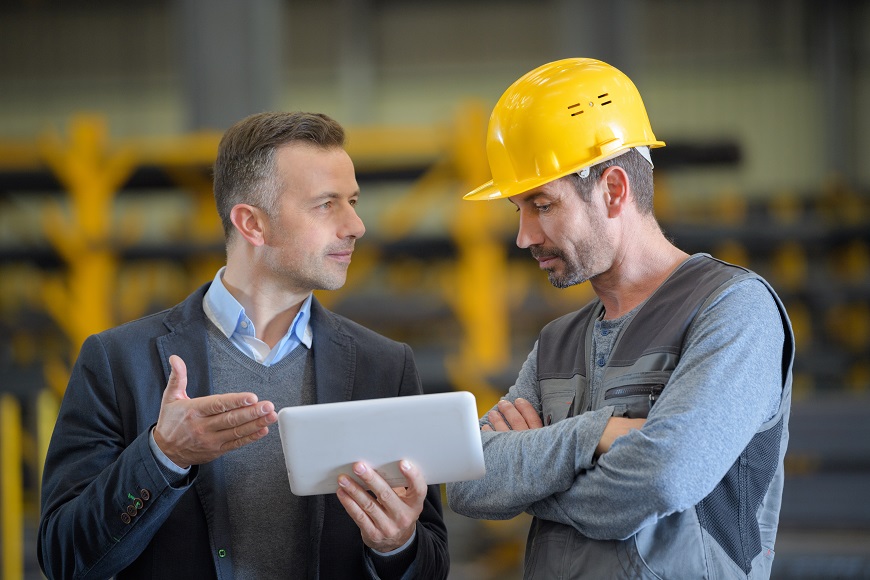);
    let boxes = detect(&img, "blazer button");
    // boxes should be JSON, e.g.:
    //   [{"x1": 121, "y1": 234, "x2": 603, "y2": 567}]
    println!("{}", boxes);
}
[
  {"x1": 126, "y1": 505, "x2": 138, "y2": 517},
  {"x1": 140, "y1": 489, "x2": 151, "y2": 501},
  {"x1": 121, "y1": 512, "x2": 132, "y2": 524},
  {"x1": 133, "y1": 498, "x2": 143, "y2": 510}
]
